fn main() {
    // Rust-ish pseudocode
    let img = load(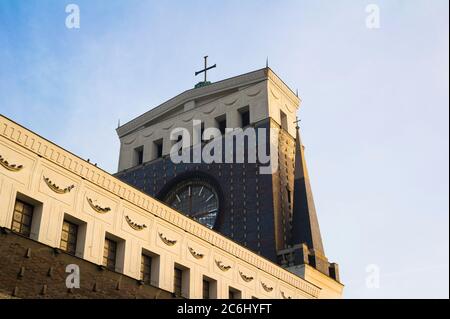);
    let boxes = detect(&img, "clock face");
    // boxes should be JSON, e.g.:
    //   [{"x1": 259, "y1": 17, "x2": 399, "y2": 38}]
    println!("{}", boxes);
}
[{"x1": 164, "y1": 179, "x2": 219, "y2": 229}]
